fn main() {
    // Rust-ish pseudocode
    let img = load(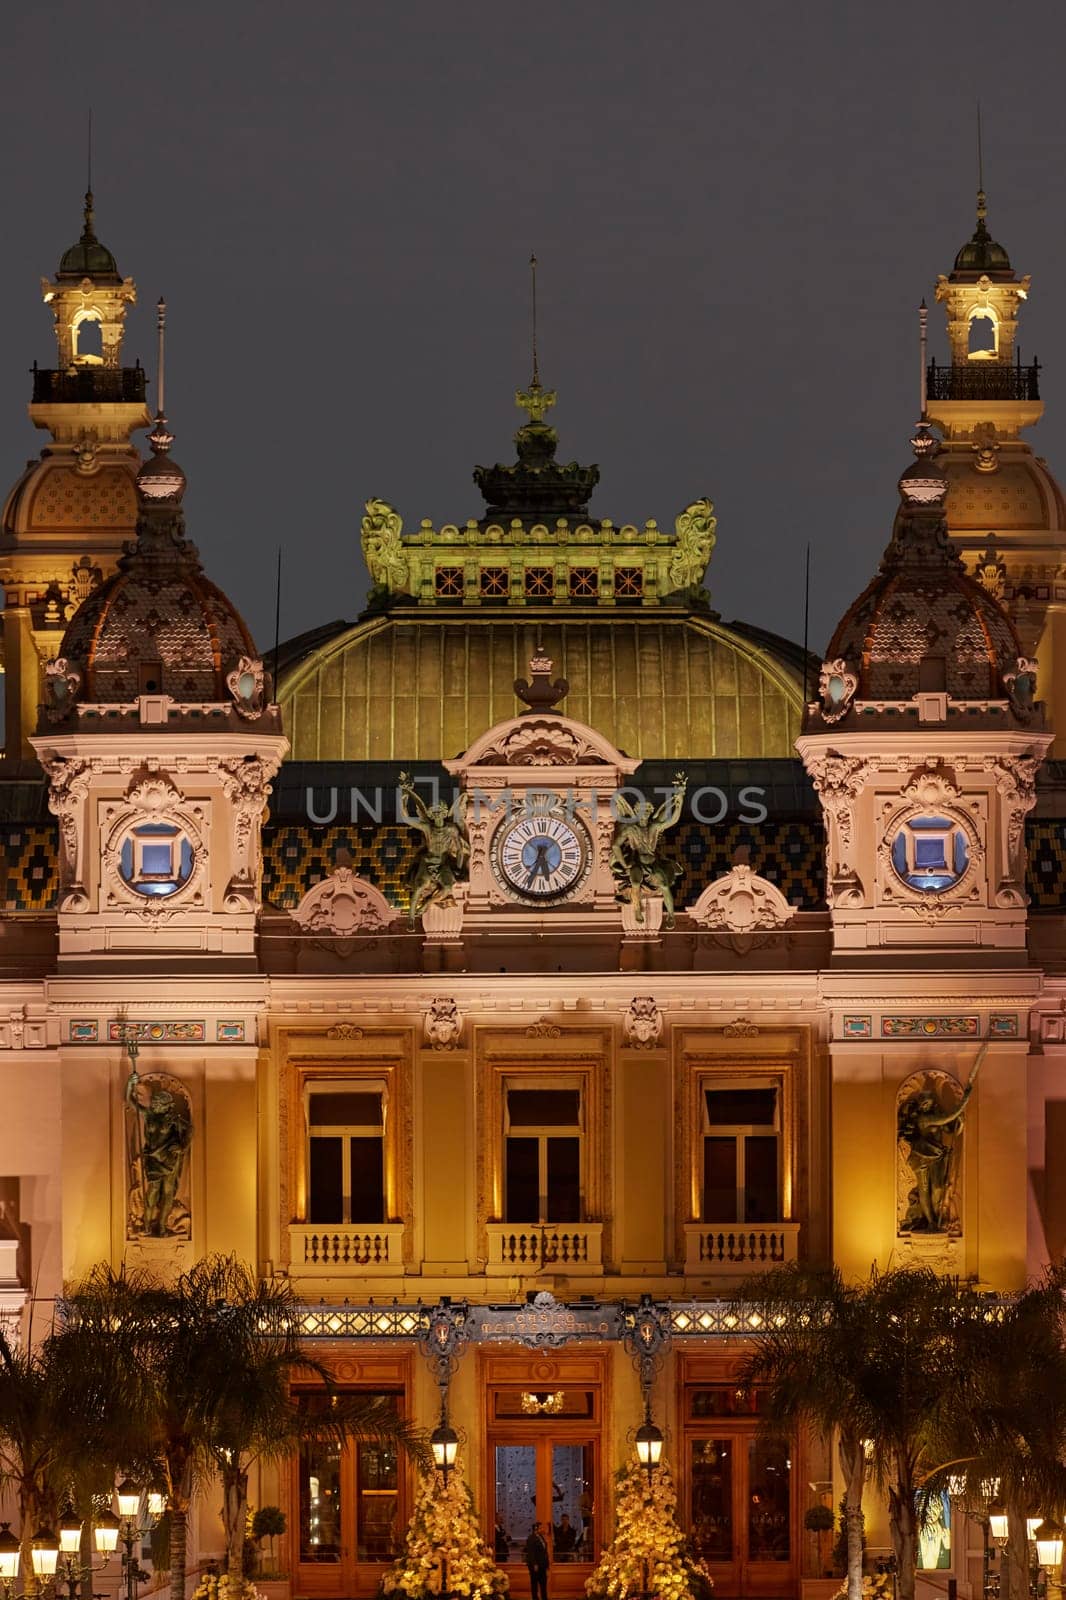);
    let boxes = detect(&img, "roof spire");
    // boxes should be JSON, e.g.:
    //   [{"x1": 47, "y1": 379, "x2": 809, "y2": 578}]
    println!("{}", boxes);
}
[
  {"x1": 976, "y1": 101, "x2": 987, "y2": 227},
  {"x1": 530, "y1": 251, "x2": 540, "y2": 387},
  {"x1": 138, "y1": 296, "x2": 185, "y2": 505},
  {"x1": 516, "y1": 253, "x2": 556, "y2": 425},
  {"x1": 83, "y1": 108, "x2": 96, "y2": 241}
]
